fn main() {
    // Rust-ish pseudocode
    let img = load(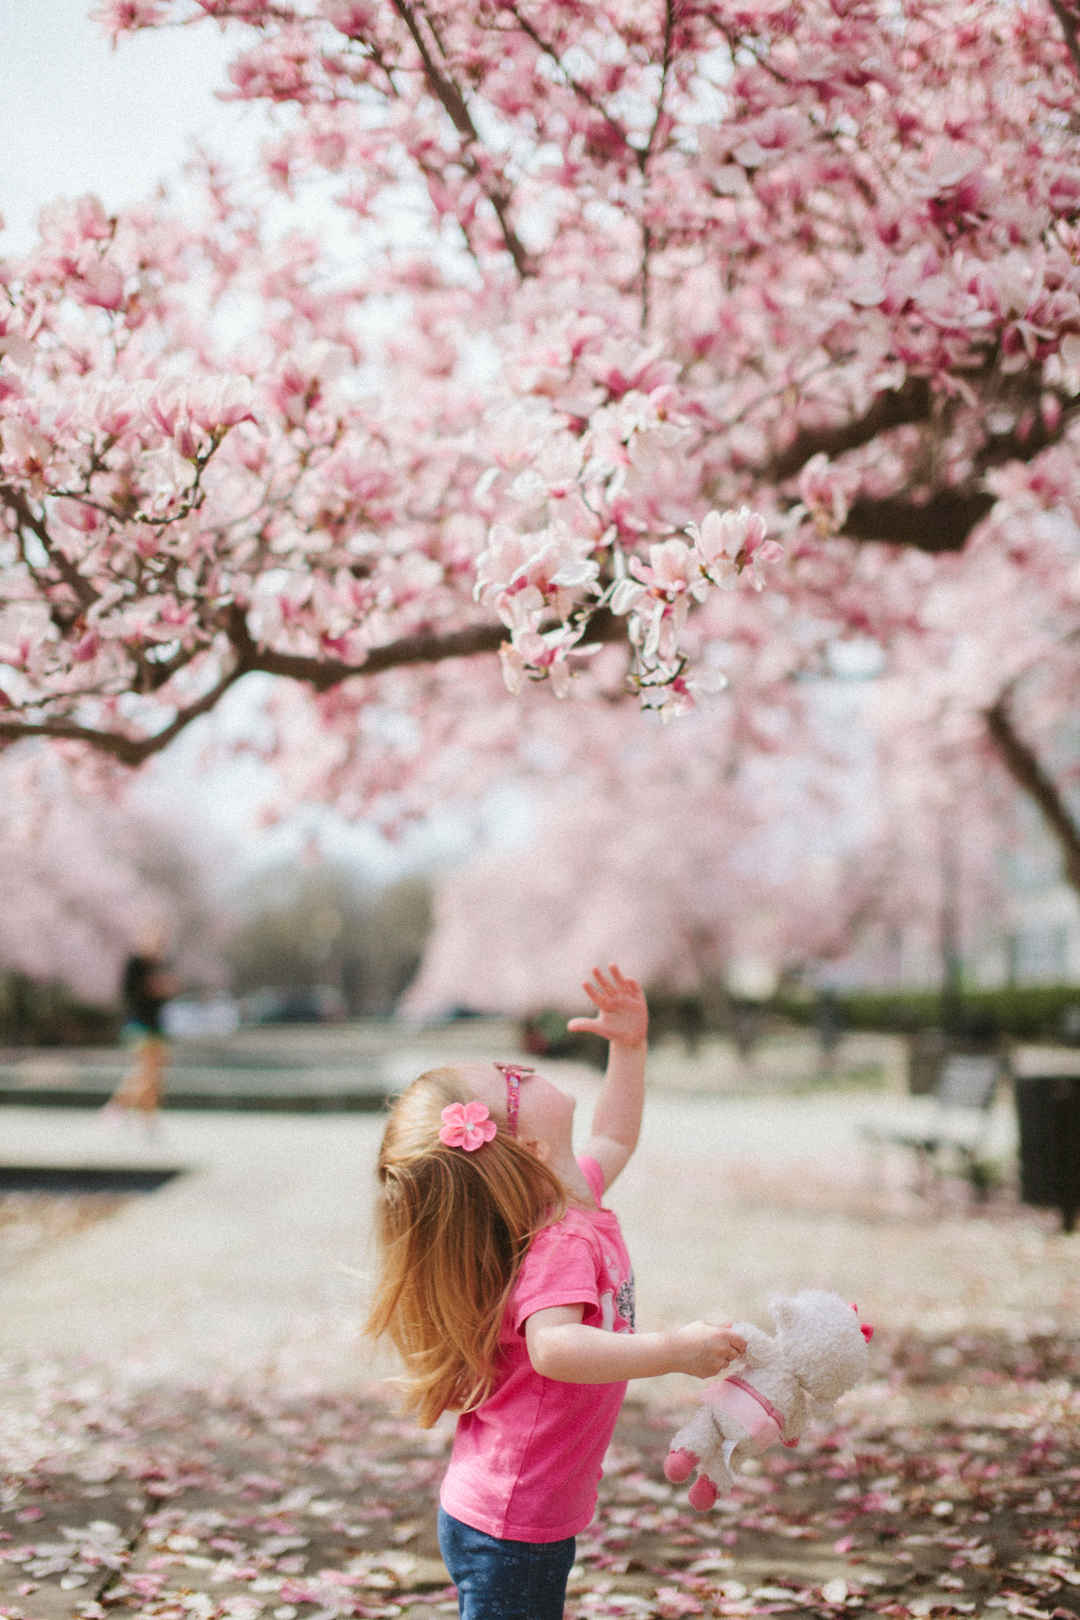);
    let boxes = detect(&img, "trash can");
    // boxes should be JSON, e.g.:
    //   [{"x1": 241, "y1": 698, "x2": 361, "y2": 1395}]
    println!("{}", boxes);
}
[{"x1": 1015, "y1": 1073, "x2": 1080, "y2": 1233}]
